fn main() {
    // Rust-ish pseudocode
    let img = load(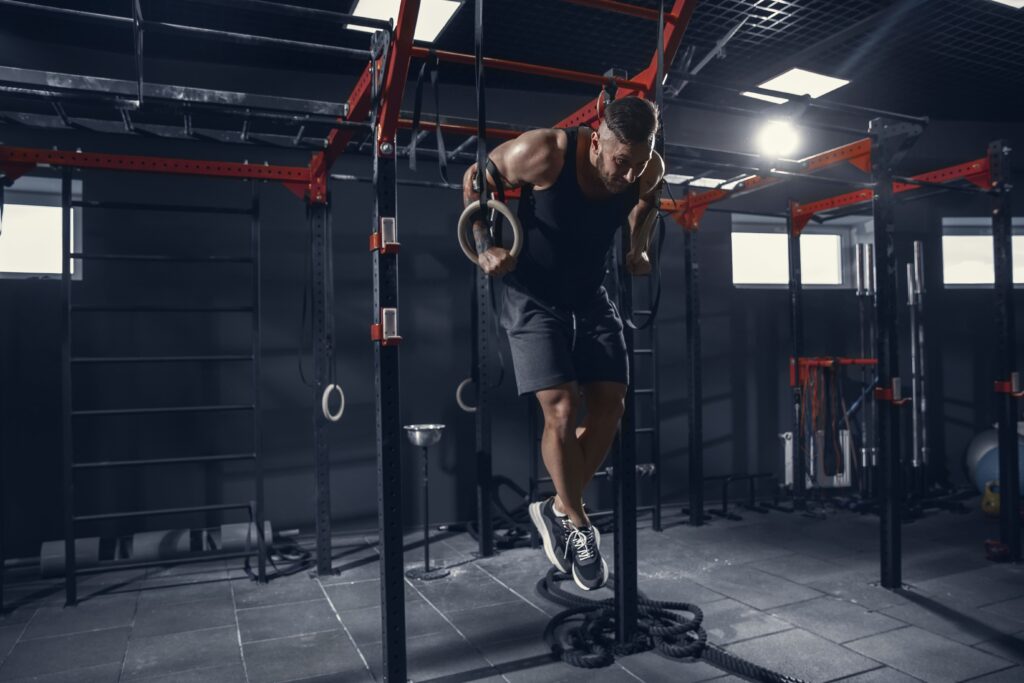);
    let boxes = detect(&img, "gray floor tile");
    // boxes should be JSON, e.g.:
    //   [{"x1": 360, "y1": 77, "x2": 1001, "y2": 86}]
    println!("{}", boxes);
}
[
  {"x1": 771, "y1": 596, "x2": 905, "y2": 644},
  {"x1": 237, "y1": 598, "x2": 340, "y2": 643},
  {"x1": 121, "y1": 625, "x2": 241, "y2": 681},
  {"x1": 911, "y1": 567, "x2": 1024, "y2": 607},
  {"x1": 964, "y1": 666, "x2": 1024, "y2": 682},
  {"x1": 363, "y1": 630, "x2": 496, "y2": 682},
  {"x1": 446, "y1": 600, "x2": 550, "y2": 648},
  {"x1": 975, "y1": 632, "x2": 1024, "y2": 666},
  {"x1": 131, "y1": 662, "x2": 247, "y2": 683},
  {"x1": 131, "y1": 597, "x2": 236, "y2": 638},
  {"x1": 339, "y1": 599, "x2": 453, "y2": 646},
  {"x1": 827, "y1": 666, "x2": 925, "y2": 682},
  {"x1": 881, "y1": 594, "x2": 1024, "y2": 646},
  {"x1": 411, "y1": 565, "x2": 522, "y2": 614},
  {"x1": 21, "y1": 593, "x2": 138, "y2": 640},
  {"x1": 752, "y1": 553, "x2": 855, "y2": 585},
  {"x1": 136, "y1": 578, "x2": 235, "y2": 608},
  {"x1": 724, "y1": 628, "x2": 879, "y2": 682},
  {"x1": 232, "y1": 574, "x2": 326, "y2": 609},
  {"x1": 0, "y1": 661, "x2": 122, "y2": 683},
  {"x1": 0, "y1": 627, "x2": 129, "y2": 680},
  {"x1": 0, "y1": 625, "x2": 23, "y2": 664},
  {"x1": 980, "y1": 596, "x2": 1024, "y2": 628},
  {"x1": 807, "y1": 576, "x2": 910, "y2": 611},
  {"x1": 637, "y1": 571, "x2": 727, "y2": 605},
  {"x1": 616, "y1": 649, "x2": 727, "y2": 682},
  {"x1": 845, "y1": 626, "x2": 1012, "y2": 683},
  {"x1": 502, "y1": 659, "x2": 648, "y2": 682},
  {"x1": 700, "y1": 598, "x2": 793, "y2": 645},
  {"x1": 322, "y1": 578, "x2": 421, "y2": 613},
  {"x1": 242, "y1": 629, "x2": 372, "y2": 683},
  {"x1": 690, "y1": 564, "x2": 823, "y2": 610}
]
